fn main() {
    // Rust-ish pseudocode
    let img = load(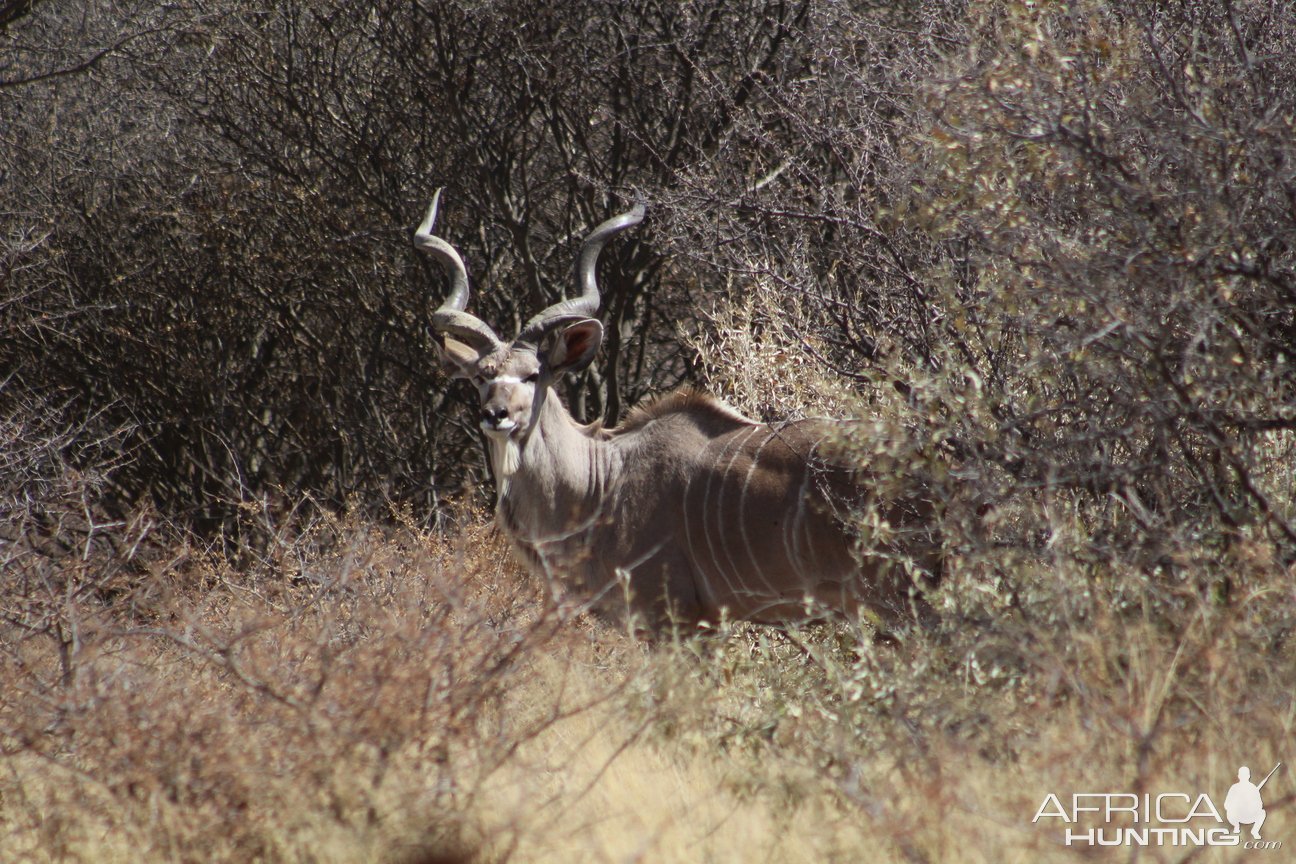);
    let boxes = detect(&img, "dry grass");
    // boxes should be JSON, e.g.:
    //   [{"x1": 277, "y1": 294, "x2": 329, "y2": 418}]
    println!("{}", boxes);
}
[{"x1": 3, "y1": 500, "x2": 1291, "y2": 863}]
